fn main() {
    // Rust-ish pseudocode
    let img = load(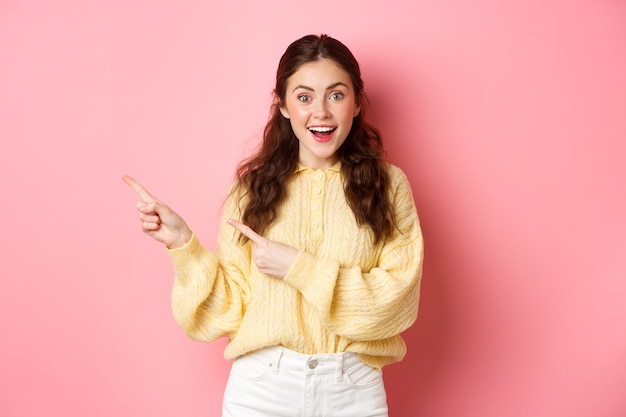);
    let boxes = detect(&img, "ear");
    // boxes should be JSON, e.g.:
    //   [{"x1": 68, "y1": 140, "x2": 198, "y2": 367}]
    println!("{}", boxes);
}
[
  {"x1": 353, "y1": 104, "x2": 361, "y2": 118},
  {"x1": 279, "y1": 105, "x2": 290, "y2": 119}
]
